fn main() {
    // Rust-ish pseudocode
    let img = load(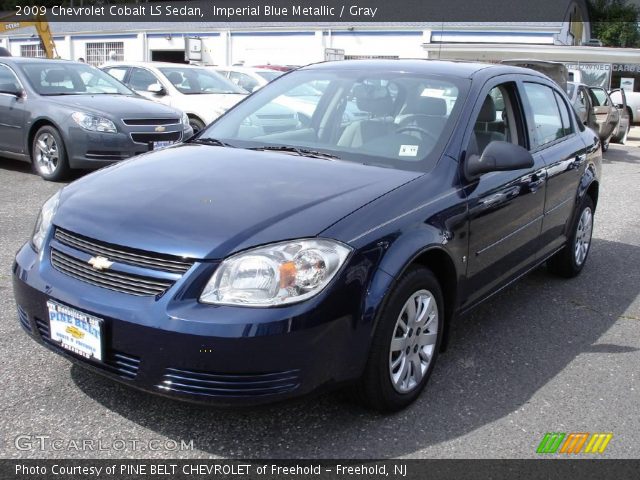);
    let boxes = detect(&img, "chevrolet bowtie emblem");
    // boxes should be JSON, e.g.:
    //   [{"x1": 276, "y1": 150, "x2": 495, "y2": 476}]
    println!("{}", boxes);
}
[
  {"x1": 155, "y1": 125, "x2": 166, "y2": 132},
  {"x1": 88, "y1": 256, "x2": 113, "y2": 271}
]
